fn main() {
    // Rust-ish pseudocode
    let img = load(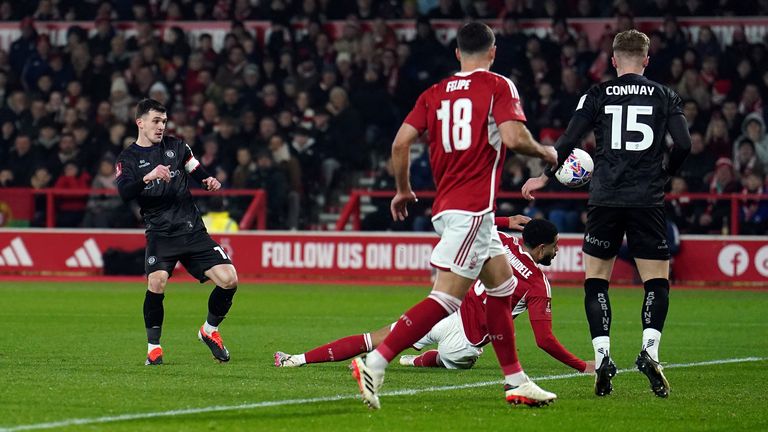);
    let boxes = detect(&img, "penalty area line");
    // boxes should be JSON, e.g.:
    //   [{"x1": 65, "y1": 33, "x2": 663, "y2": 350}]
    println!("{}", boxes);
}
[{"x1": 2, "y1": 356, "x2": 765, "y2": 432}]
